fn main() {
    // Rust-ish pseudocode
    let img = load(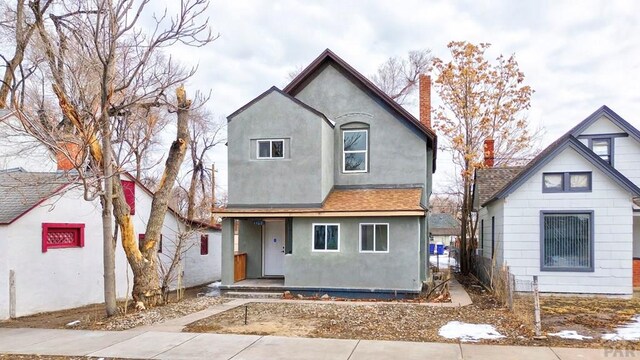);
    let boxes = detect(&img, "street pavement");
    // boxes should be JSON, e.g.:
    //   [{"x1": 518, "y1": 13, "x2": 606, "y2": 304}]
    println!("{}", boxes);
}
[{"x1": 0, "y1": 327, "x2": 634, "y2": 359}]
